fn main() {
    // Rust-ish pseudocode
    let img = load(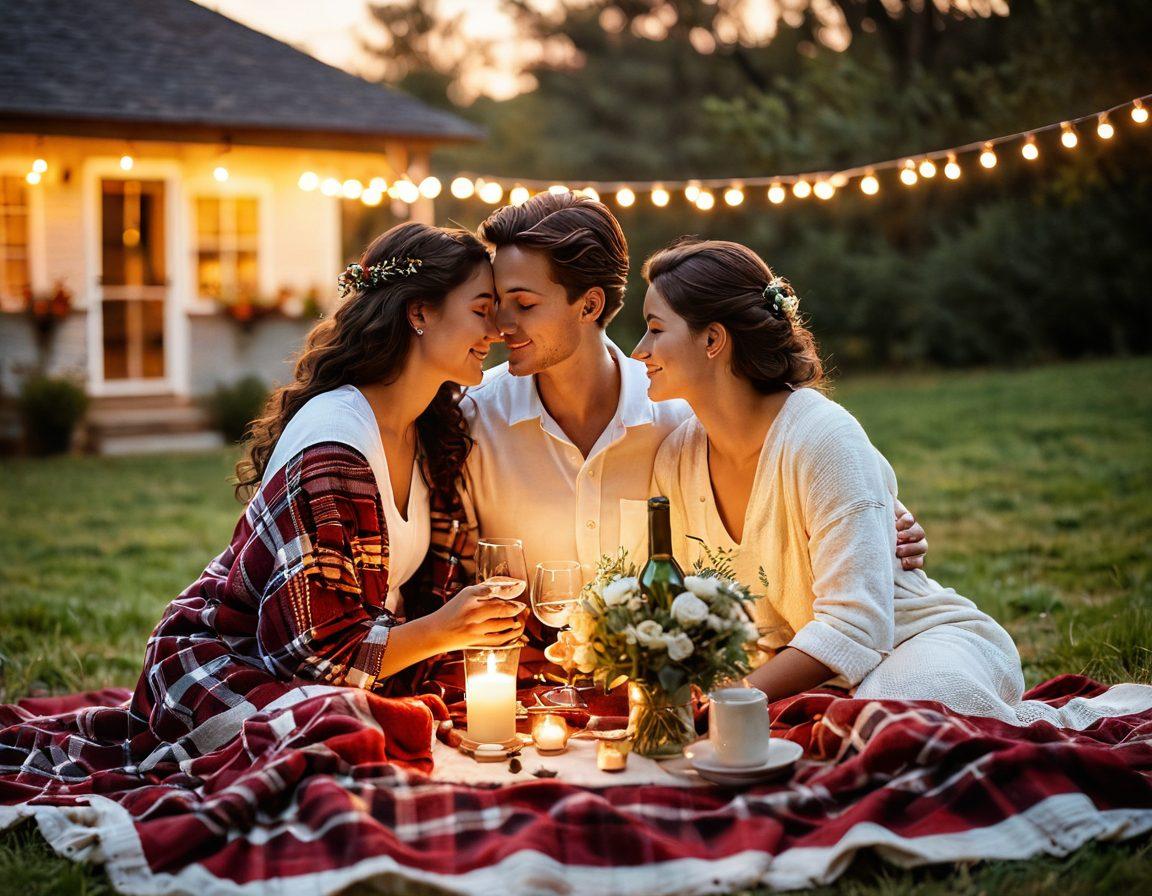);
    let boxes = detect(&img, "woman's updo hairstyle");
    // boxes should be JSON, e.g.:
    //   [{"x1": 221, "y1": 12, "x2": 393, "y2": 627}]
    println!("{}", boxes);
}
[{"x1": 642, "y1": 238, "x2": 824, "y2": 394}]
